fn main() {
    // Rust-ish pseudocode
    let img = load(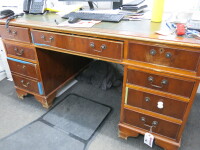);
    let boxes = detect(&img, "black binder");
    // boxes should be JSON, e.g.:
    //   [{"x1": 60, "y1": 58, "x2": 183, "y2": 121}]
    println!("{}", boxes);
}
[{"x1": 120, "y1": 0, "x2": 147, "y2": 11}]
